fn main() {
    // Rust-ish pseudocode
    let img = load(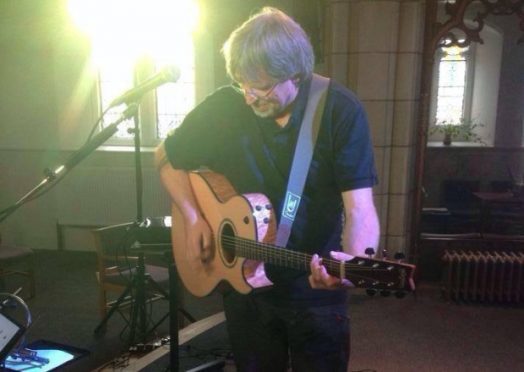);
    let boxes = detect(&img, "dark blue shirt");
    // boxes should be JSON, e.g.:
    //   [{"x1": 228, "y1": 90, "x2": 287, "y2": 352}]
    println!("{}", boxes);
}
[{"x1": 164, "y1": 77, "x2": 378, "y2": 306}]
